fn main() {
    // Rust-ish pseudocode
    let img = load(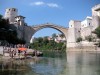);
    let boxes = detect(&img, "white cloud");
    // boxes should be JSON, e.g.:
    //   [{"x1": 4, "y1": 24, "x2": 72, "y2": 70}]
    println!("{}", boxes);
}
[
  {"x1": 30, "y1": 1, "x2": 60, "y2": 8},
  {"x1": 47, "y1": 3, "x2": 59, "y2": 8},
  {"x1": 30, "y1": 1, "x2": 45, "y2": 6}
]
